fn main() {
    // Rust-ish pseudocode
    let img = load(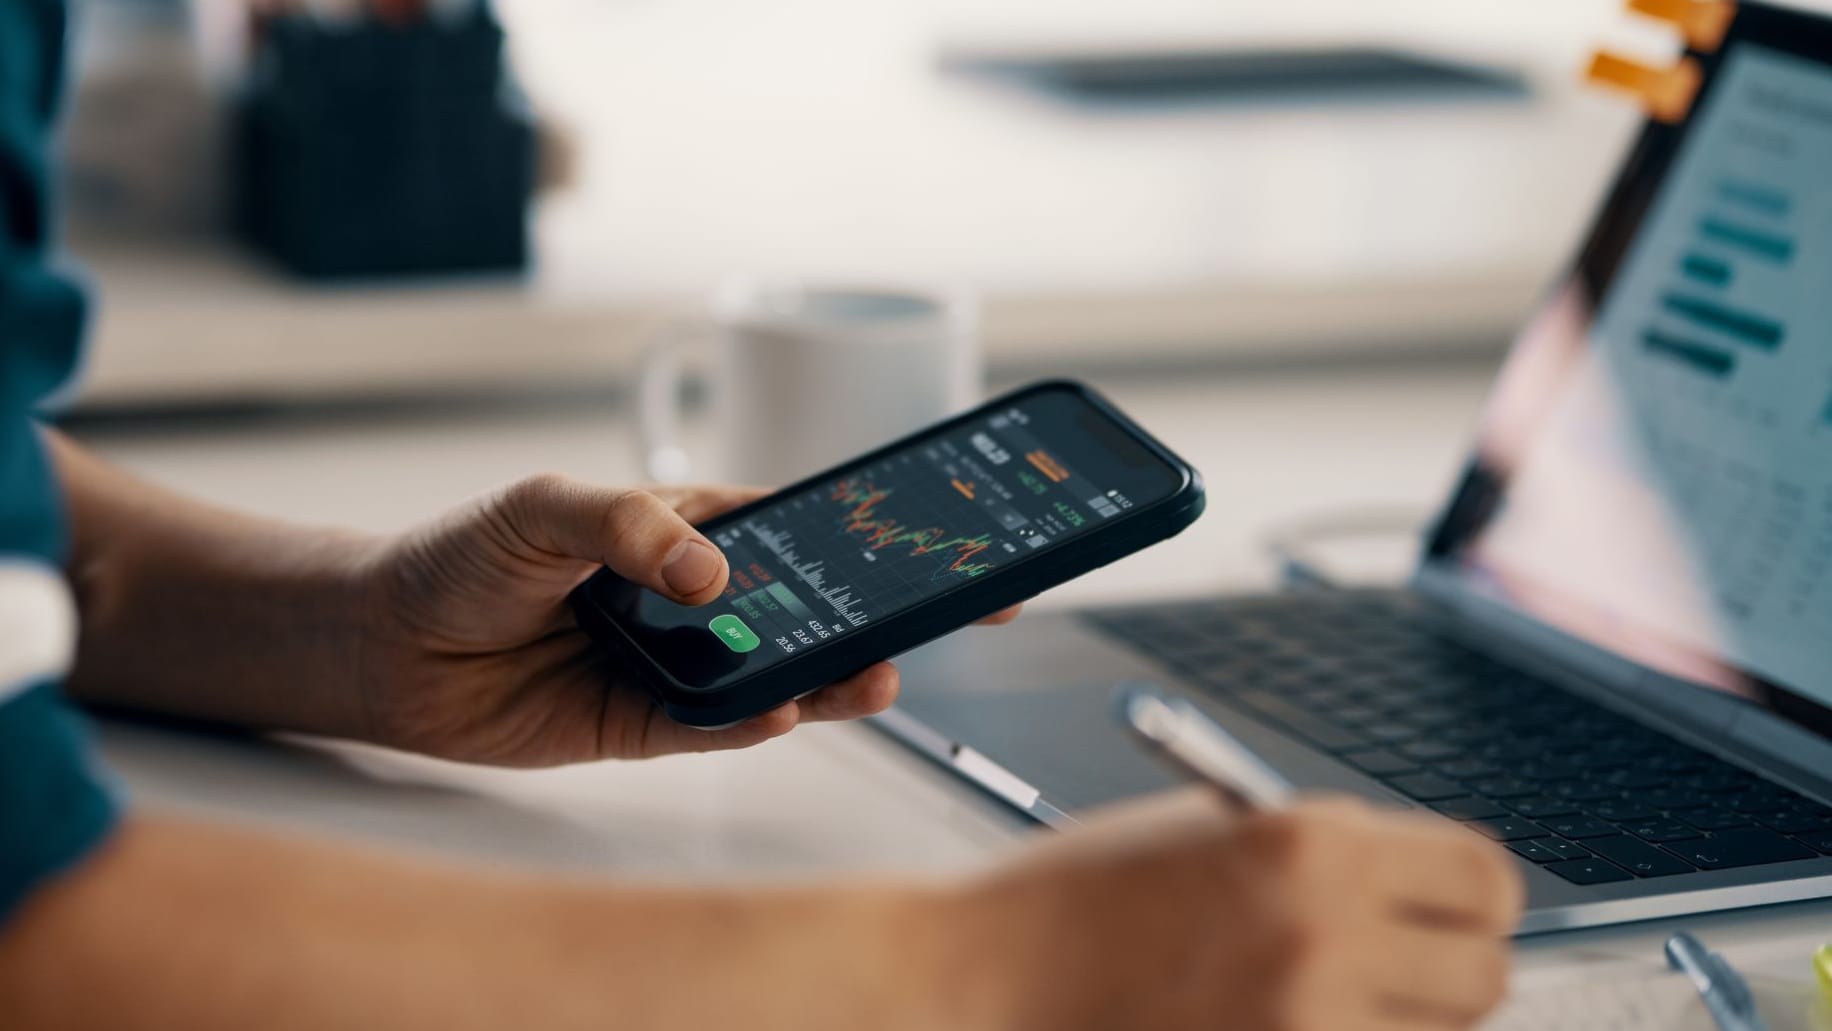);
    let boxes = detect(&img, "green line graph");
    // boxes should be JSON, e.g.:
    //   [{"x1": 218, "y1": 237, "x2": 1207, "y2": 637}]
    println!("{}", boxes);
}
[{"x1": 831, "y1": 479, "x2": 995, "y2": 578}]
